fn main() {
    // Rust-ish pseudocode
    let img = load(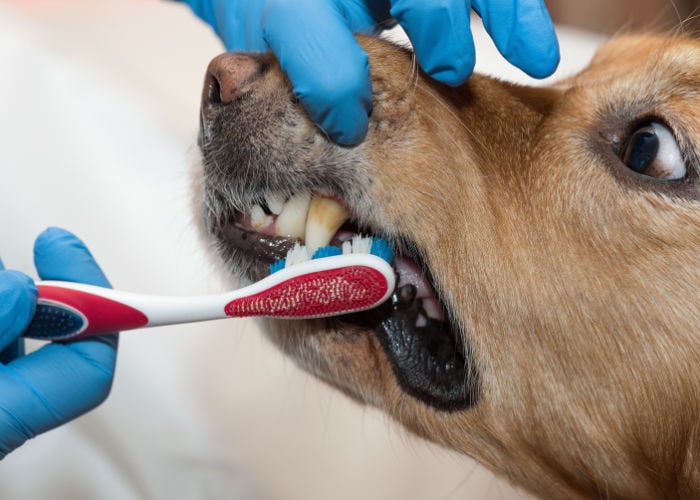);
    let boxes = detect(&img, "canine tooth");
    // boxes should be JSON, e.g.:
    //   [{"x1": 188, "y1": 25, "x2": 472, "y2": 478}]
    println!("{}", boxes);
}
[
  {"x1": 264, "y1": 193, "x2": 285, "y2": 215},
  {"x1": 305, "y1": 196, "x2": 350, "y2": 252},
  {"x1": 275, "y1": 192, "x2": 311, "y2": 239},
  {"x1": 250, "y1": 204, "x2": 272, "y2": 229}
]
